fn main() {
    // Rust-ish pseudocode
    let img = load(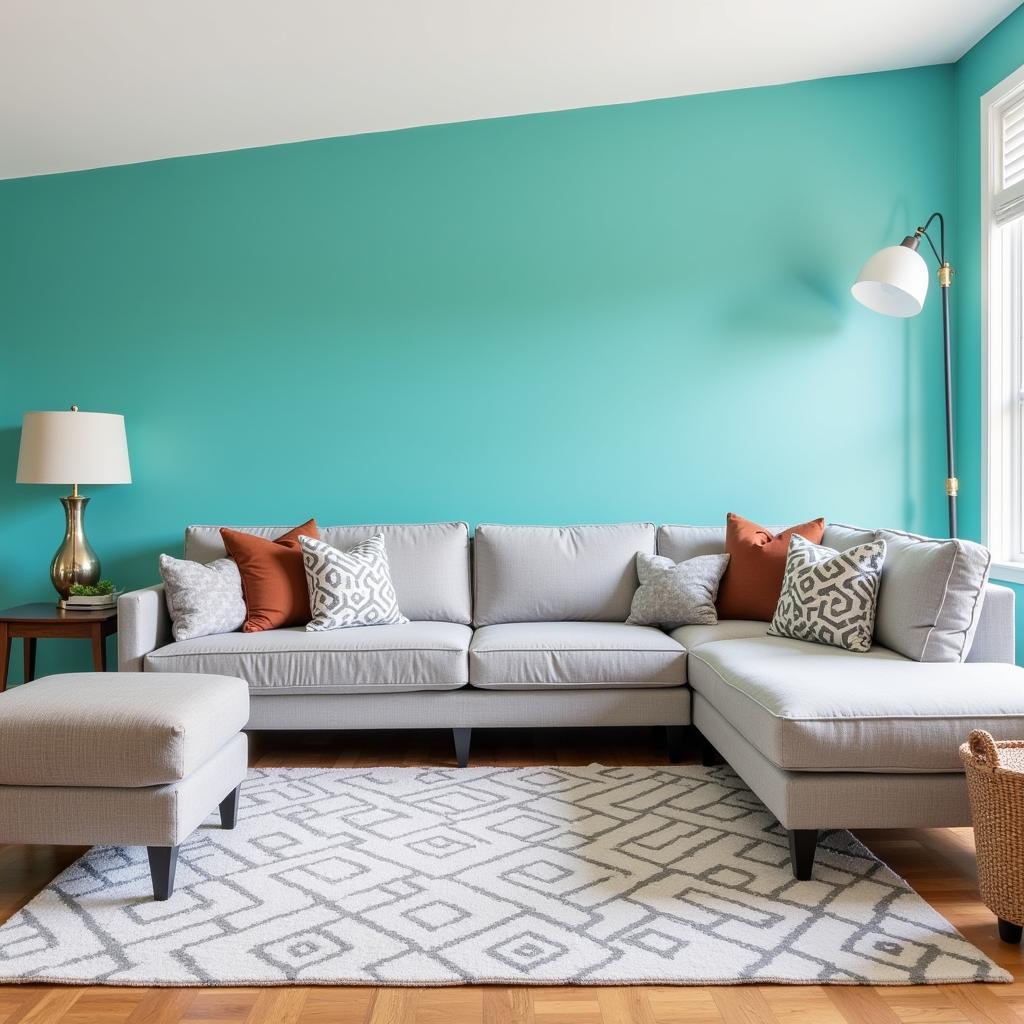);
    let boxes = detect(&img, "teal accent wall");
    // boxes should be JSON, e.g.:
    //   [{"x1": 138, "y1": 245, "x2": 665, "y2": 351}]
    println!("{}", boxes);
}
[
  {"x1": 953, "y1": 5, "x2": 1024, "y2": 662},
  {"x1": 0, "y1": 67, "x2": 955, "y2": 682}
]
